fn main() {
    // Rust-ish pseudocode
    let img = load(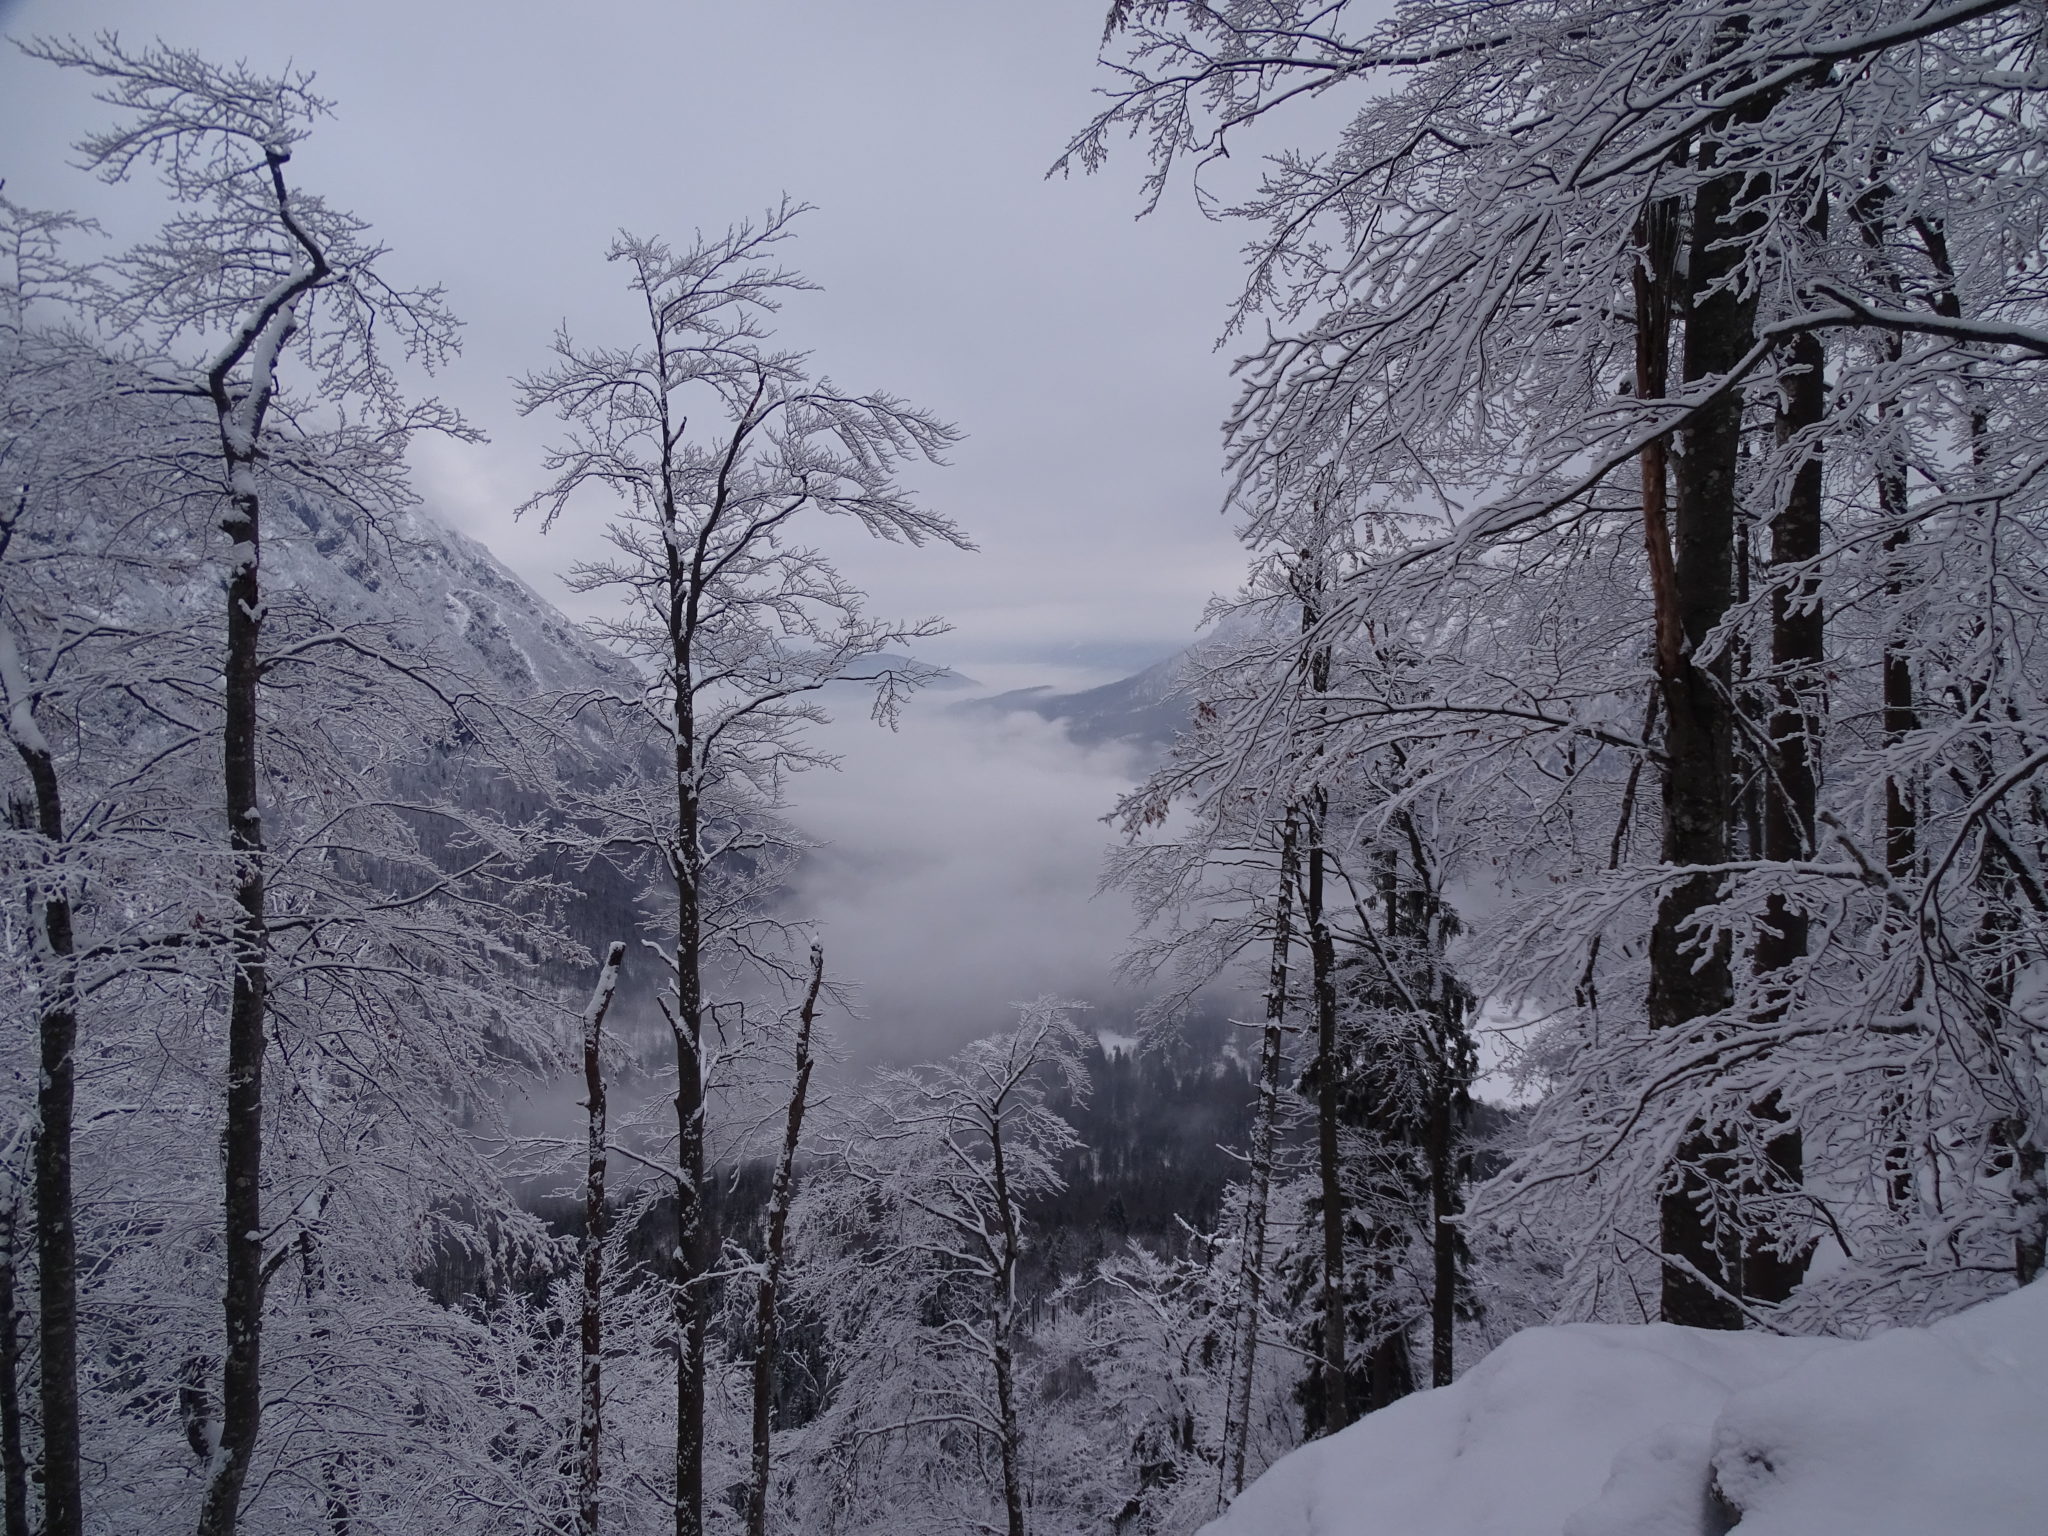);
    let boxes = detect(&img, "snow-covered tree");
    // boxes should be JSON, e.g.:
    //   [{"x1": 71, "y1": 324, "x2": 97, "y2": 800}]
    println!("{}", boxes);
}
[
  {"x1": 516, "y1": 204, "x2": 967, "y2": 1536},
  {"x1": 796, "y1": 1001, "x2": 1090, "y2": 1536},
  {"x1": 1076, "y1": 0, "x2": 2048, "y2": 1338},
  {"x1": 4, "y1": 40, "x2": 589, "y2": 1536}
]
